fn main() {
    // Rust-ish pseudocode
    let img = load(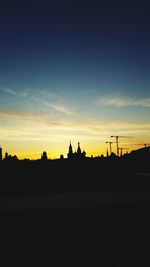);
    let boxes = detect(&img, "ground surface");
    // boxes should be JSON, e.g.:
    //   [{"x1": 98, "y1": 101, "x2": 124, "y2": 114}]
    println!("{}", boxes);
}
[
  {"x1": 0, "y1": 160, "x2": 150, "y2": 265},
  {"x1": 0, "y1": 191, "x2": 150, "y2": 266}
]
